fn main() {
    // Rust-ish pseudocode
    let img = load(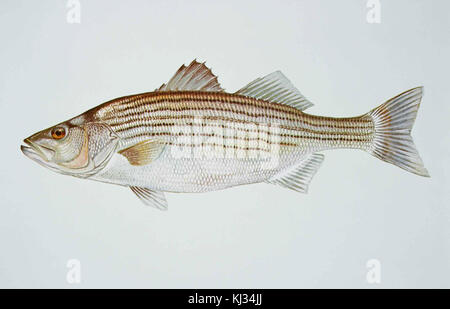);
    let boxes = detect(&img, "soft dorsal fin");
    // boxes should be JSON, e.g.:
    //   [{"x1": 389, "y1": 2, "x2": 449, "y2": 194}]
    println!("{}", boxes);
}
[
  {"x1": 266, "y1": 153, "x2": 324, "y2": 193},
  {"x1": 235, "y1": 71, "x2": 314, "y2": 111},
  {"x1": 118, "y1": 139, "x2": 165, "y2": 166},
  {"x1": 157, "y1": 59, "x2": 224, "y2": 92},
  {"x1": 130, "y1": 186, "x2": 168, "y2": 210}
]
